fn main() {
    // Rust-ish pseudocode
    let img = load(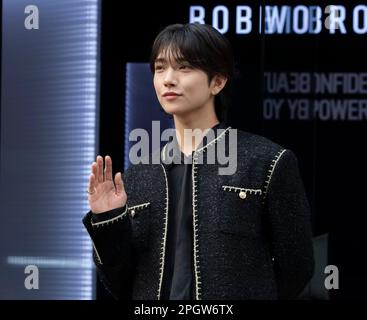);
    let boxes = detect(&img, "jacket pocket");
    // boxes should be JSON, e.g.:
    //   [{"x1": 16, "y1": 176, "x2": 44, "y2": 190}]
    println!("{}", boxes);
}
[
  {"x1": 218, "y1": 185, "x2": 263, "y2": 237},
  {"x1": 128, "y1": 202, "x2": 151, "y2": 251}
]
